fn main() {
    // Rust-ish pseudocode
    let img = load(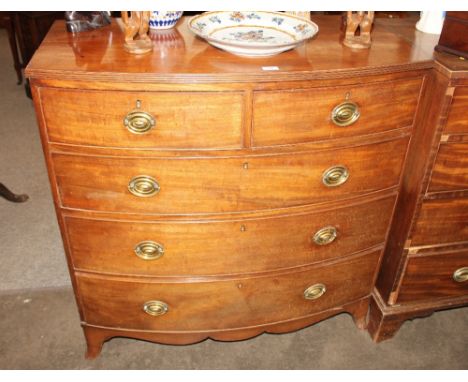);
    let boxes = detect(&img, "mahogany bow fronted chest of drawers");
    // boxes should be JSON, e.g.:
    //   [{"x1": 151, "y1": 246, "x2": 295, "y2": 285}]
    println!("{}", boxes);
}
[{"x1": 25, "y1": 16, "x2": 467, "y2": 358}]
